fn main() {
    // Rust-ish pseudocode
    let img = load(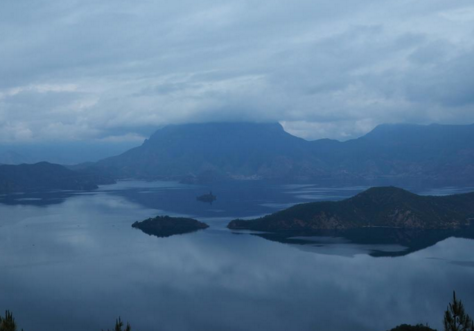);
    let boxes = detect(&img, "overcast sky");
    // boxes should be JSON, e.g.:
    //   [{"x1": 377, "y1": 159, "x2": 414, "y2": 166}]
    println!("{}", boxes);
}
[{"x1": 0, "y1": 0, "x2": 473, "y2": 143}]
